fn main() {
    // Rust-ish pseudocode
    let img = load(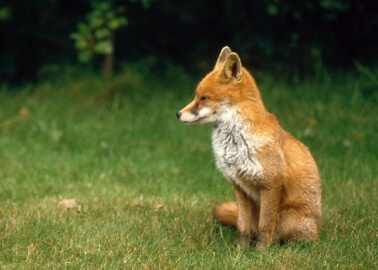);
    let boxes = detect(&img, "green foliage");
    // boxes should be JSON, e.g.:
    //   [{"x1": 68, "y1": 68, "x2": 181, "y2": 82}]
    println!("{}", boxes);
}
[
  {"x1": 70, "y1": 1, "x2": 127, "y2": 64},
  {"x1": 355, "y1": 63, "x2": 378, "y2": 101},
  {"x1": 0, "y1": 6, "x2": 12, "y2": 21},
  {"x1": 130, "y1": 0, "x2": 155, "y2": 9},
  {"x1": 0, "y1": 65, "x2": 376, "y2": 268},
  {"x1": 320, "y1": 0, "x2": 350, "y2": 10},
  {"x1": 1, "y1": 0, "x2": 376, "y2": 83}
]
